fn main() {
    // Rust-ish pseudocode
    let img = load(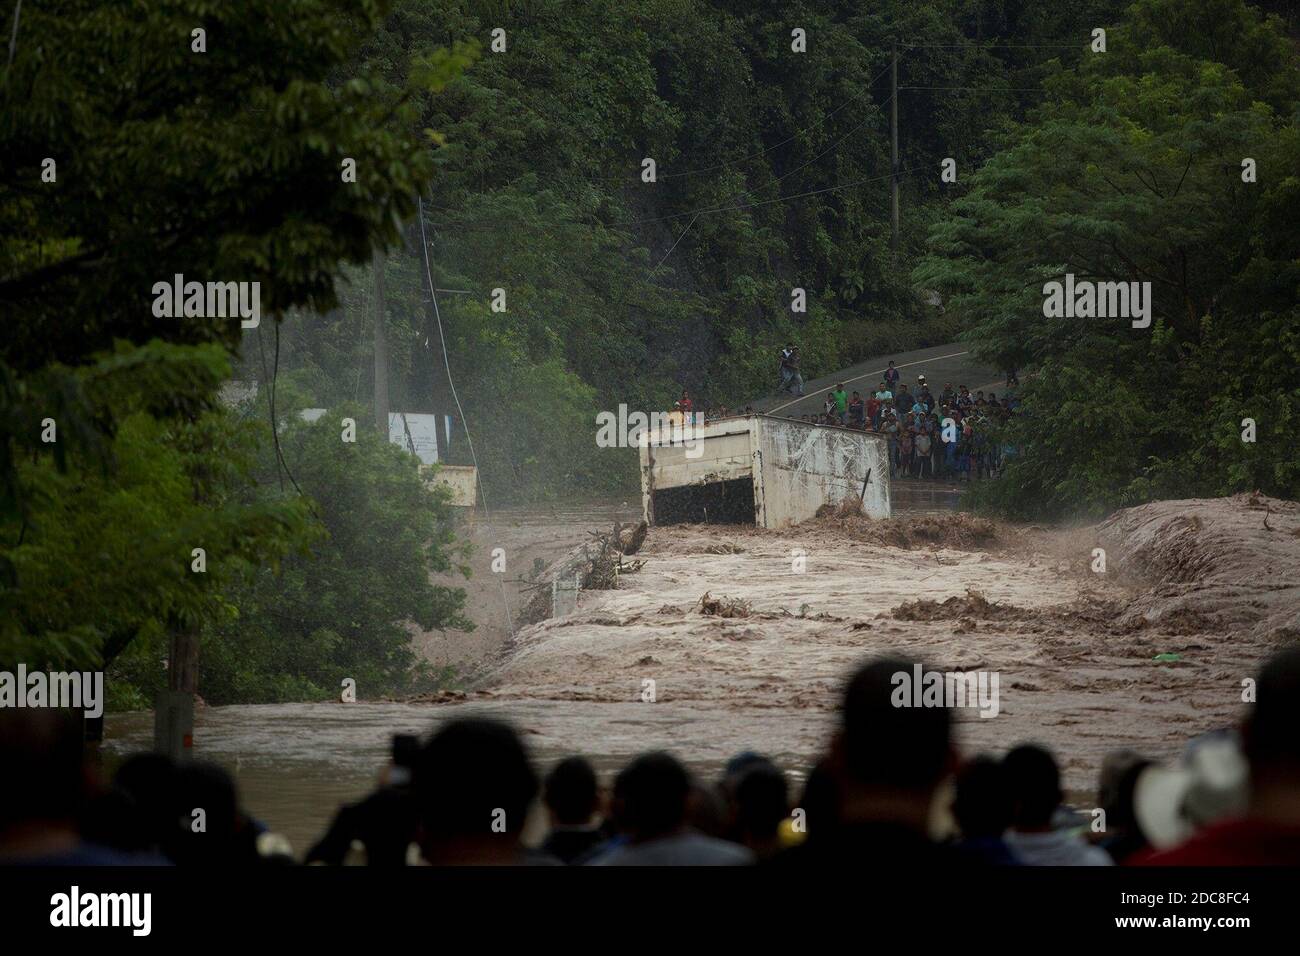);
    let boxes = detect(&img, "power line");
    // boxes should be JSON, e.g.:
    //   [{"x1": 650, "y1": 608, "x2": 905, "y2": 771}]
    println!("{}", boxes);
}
[
  {"x1": 653, "y1": 212, "x2": 698, "y2": 270},
  {"x1": 620, "y1": 167, "x2": 915, "y2": 227},
  {"x1": 901, "y1": 85, "x2": 1043, "y2": 92},
  {"x1": 417, "y1": 194, "x2": 515, "y2": 641}
]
